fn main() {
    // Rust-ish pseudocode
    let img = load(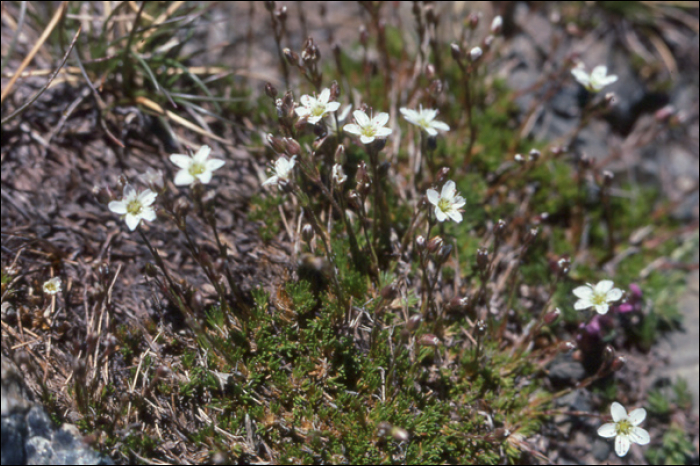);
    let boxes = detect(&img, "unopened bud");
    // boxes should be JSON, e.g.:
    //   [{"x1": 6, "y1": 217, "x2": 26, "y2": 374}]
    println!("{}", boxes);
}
[
  {"x1": 611, "y1": 356, "x2": 626, "y2": 372},
  {"x1": 476, "y1": 247, "x2": 489, "y2": 271},
  {"x1": 415, "y1": 235, "x2": 426, "y2": 252},
  {"x1": 450, "y1": 43, "x2": 462, "y2": 61},
  {"x1": 427, "y1": 236, "x2": 444, "y2": 254},
  {"x1": 494, "y1": 219, "x2": 507, "y2": 238},
  {"x1": 302, "y1": 37, "x2": 320, "y2": 64},
  {"x1": 654, "y1": 105, "x2": 675, "y2": 123},
  {"x1": 144, "y1": 262, "x2": 158, "y2": 278},
  {"x1": 447, "y1": 296, "x2": 469, "y2": 313},
  {"x1": 407, "y1": 314, "x2": 423, "y2": 331},
  {"x1": 391, "y1": 426, "x2": 410, "y2": 442},
  {"x1": 468, "y1": 12, "x2": 479, "y2": 29},
  {"x1": 276, "y1": 6, "x2": 287, "y2": 22},
  {"x1": 557, "y1": 258, "x2": 571, "y2": 276},
  {"x1": 604, "y1": 92, "x2": 616, "y2": 107},
  {"x1": 425, "y1": 64, "x2": 436, "y2": 80},
  {"x1": 528, "y1": 149, "x2": 541, "y2": 162},
  {"x1": 93, "y1": 186, "x2": 114, "y2": 205},
  {"x1": 359, "y1": 25, "x2": 368, "y2": 47},
  {"x1": 514, "y1": 154, "x2": 525, "y2": 163},
  {"x1": 428, "y1": 79, "x2": 443, "y2": 96},
  {"x1": 381, "y1": 283, "x2": 399, "y2": 301},
  {"x1": 283, "y1": 48, "x2": 298, "y2": 66},
  {"x1": 603, "y1": 345, "x2": 615, "y2": 362},
  {"x1": 329, "y1": 81, "x2": 340, "y2": 101},
  {"x1": 490, "y1": 15, "x2": 503, "y2": 34},
  {"x1": 436, "y1": 167, "x2": 450, "y2": 184},
  {"x1": 482, "y1": 34, "x2": 495, "y2": 50},
  {"x1": 469, "y1": 47, "x2": 483, "y2": 62},
  {"x1": 301, "y1": 224, "x2": 314, "y2": 243},
  {"x1": 559, "y1": 340, "x2": 576, "y2": 352},
  {"x1": 267, "y1": 134, "x2": 287, "y2": 153},
  {"x1": 602, "y1": 170, "x2": 614, "y2": 186},
  {"x1": 419, "y1": 334, "x2": 440, "y2": 347},
  {"x1": 476, "y1": 320, "x2": 487, "y2": 335},
  {"x1": 284, "y1": 138, "x2": 301, "y2": 156},
  {"x1": 438, "y1": 244, "x2": 453, "y2": 264},
  {"x1": 265, "y1": 82, "x2": 277, "y2": 99},
  {"x1": 544, "y1": 308, "x2": 561, "y2": 325},
  {"x1": 377, "y1": 421, "x2": 392, "y2": 438}
]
